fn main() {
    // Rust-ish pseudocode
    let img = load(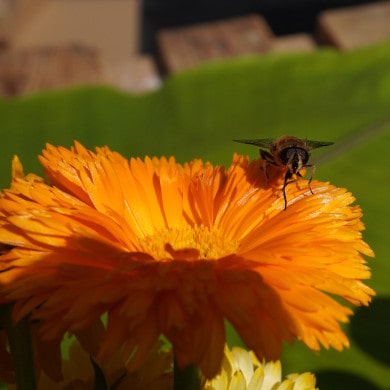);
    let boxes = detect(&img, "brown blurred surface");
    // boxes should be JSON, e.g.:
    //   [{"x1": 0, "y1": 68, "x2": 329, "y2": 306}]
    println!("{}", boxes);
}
[
  {"x1": 6, "y1": 0, "x2": 140, "y2": 61},
  {"x1": 271, "y1": 33, "x2": 316, "y2": 52},
  {"x1": 0, "y1": 0, "x2": 161, "y2": 96},
  {"x1": 318, "y1": 1, "x2": 390, "y2": 50},
  {"x1": 0, "y1": 45, "x2": 102, "y2": 96},
  {"x1": 157, "y1": 15, "x2": 274, "y2": 73}
]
